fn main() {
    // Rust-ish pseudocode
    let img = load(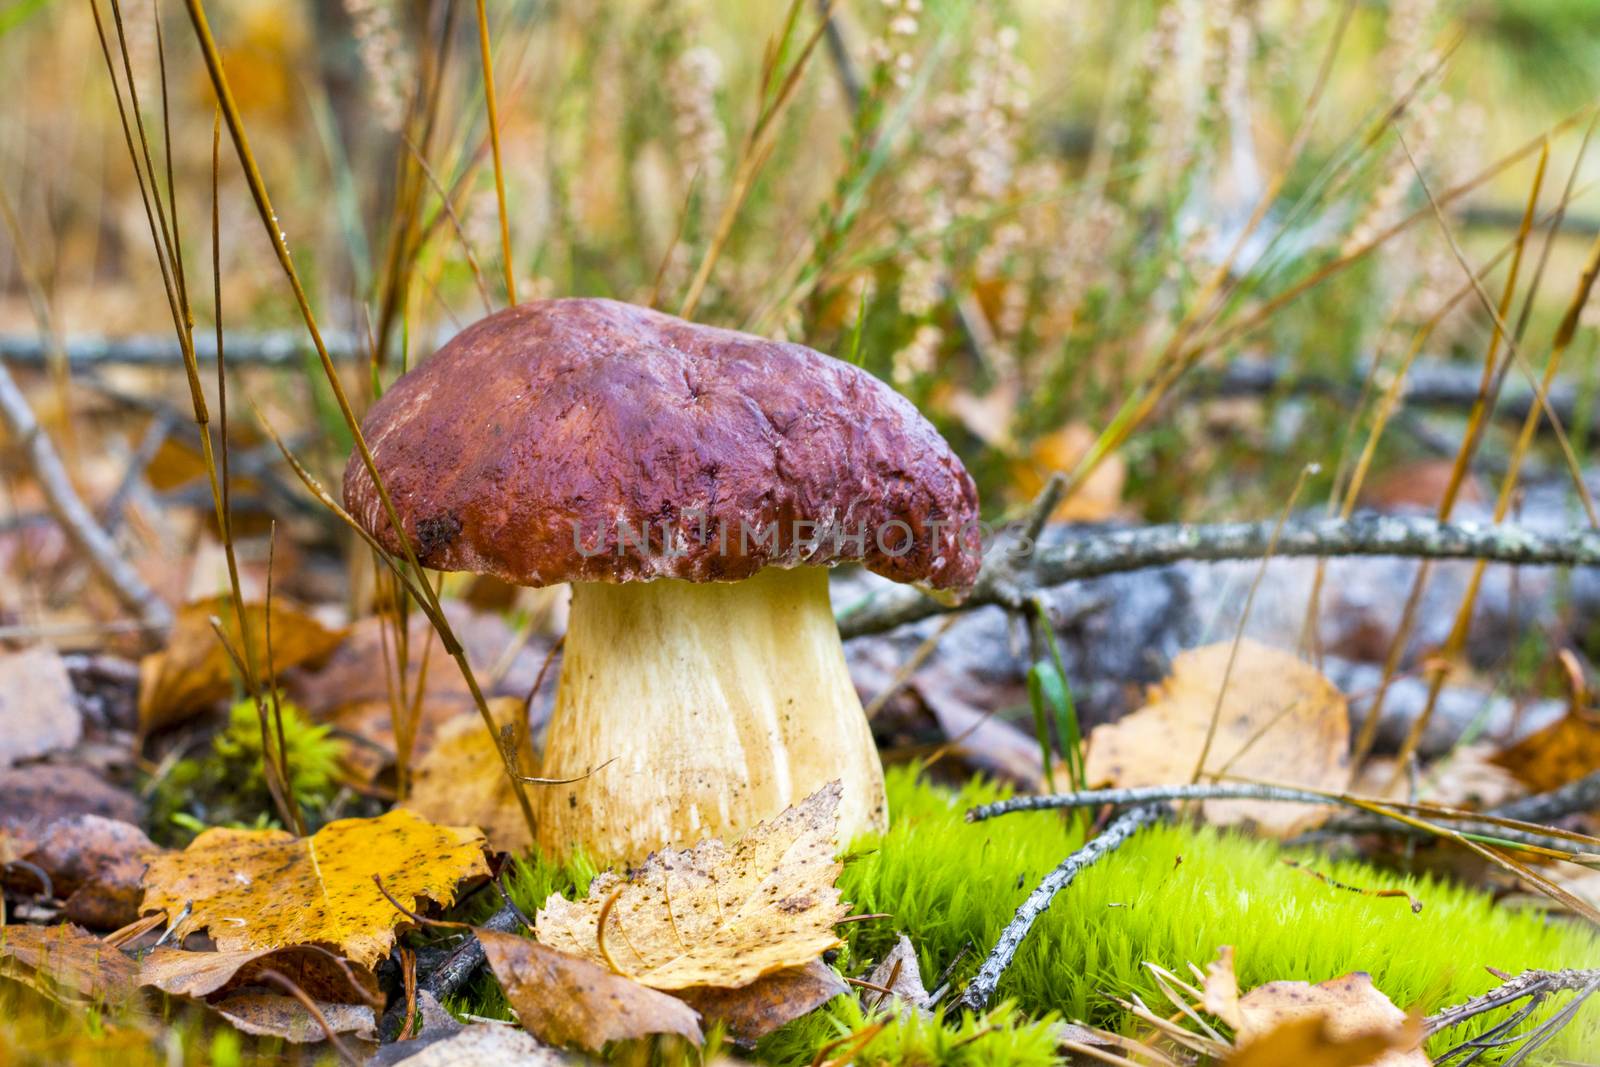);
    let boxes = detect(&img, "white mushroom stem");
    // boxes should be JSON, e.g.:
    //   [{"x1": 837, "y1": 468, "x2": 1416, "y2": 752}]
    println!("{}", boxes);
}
[{"x1": 535, "y1": 565, "x2": 887, "y2": 862}]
